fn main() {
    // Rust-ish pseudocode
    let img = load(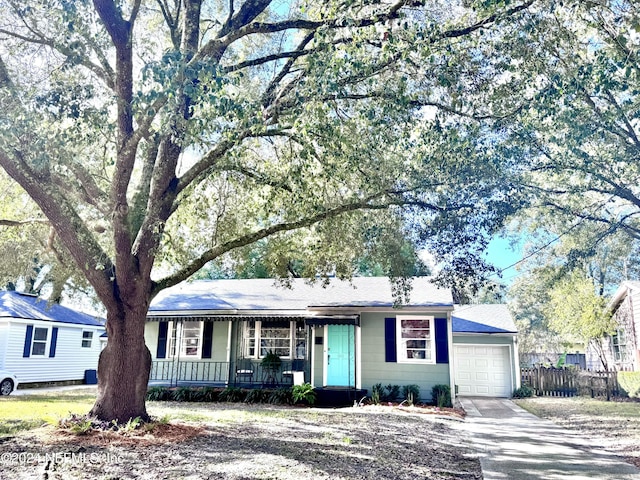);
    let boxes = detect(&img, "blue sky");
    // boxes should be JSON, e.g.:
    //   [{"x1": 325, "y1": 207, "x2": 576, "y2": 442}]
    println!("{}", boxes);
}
[{"x1": 485, "y1": 236, "x2": 523, "y2": 285}]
